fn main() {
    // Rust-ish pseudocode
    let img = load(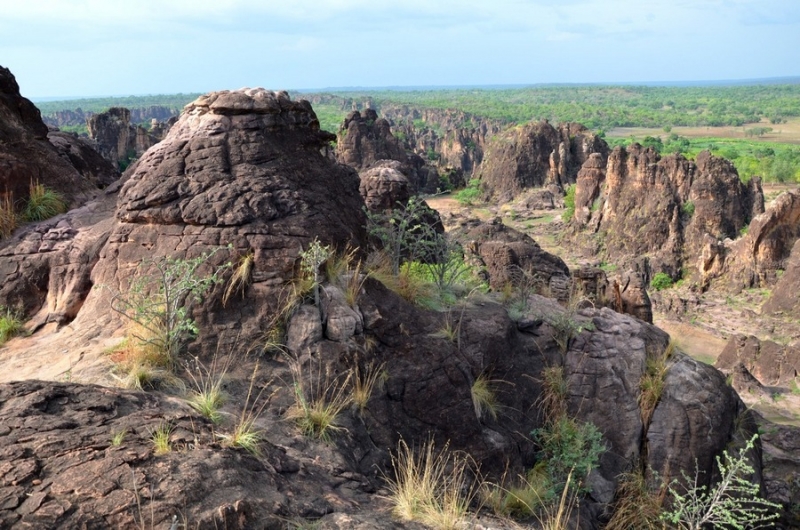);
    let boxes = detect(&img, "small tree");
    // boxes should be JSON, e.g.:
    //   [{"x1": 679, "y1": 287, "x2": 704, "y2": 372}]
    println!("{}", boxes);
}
[
  {"x1": 662, "y1": 434, "x2": 780, "y2": 529},
  {"x1": 299, "y1": 238, "x2": 331, "y2": 307},
  {"x1": 109, "y1": 249, "x2": 229, "y2": 364},
  {"x1": 365, "y1": 196, "x2": 439, "y2": 276}
]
